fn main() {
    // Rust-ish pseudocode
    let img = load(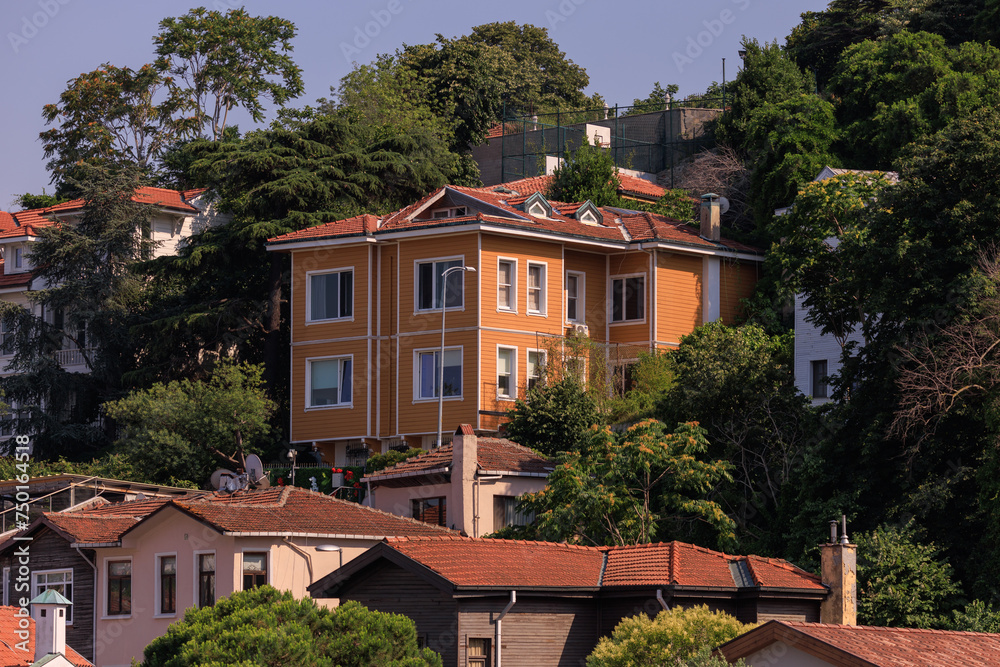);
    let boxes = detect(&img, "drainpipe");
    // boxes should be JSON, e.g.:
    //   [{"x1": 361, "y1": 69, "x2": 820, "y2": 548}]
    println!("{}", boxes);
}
[
  {"x1": 282, "y1": 537, "x2": 314, "y2": 583},
  {"x1": 495, "y1": 590, "x2": 516, "y2": 667},
  {"x1": 656, "y1": 589, "x2": 669, "y2": 611},
  {"x1": 73, "y1": 545, "x2": 97, "y2": 663}
]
